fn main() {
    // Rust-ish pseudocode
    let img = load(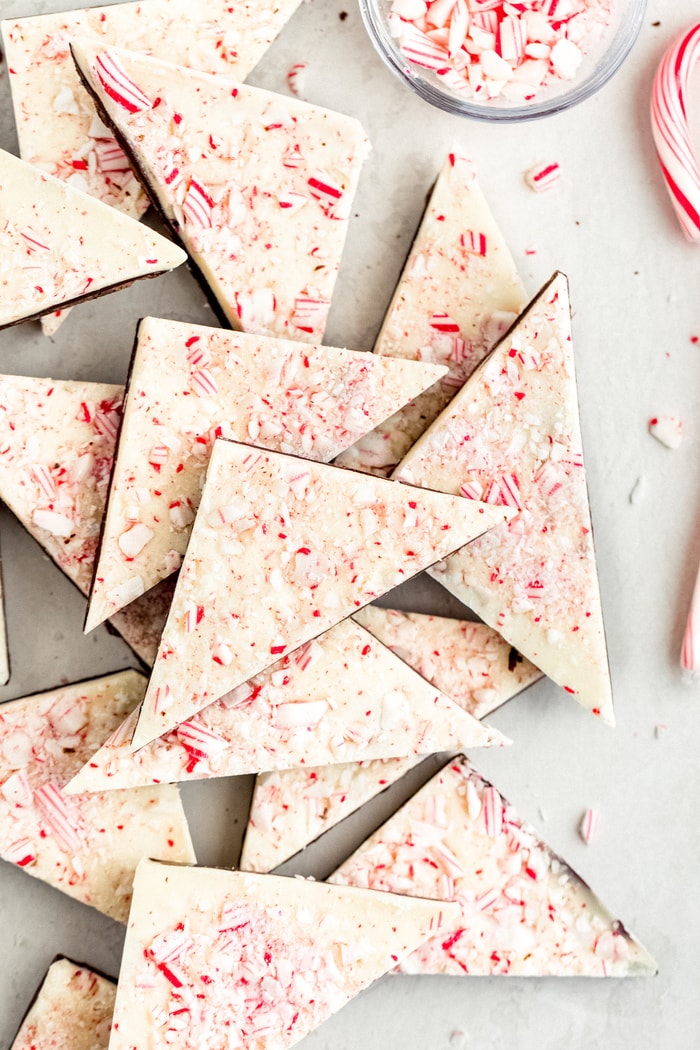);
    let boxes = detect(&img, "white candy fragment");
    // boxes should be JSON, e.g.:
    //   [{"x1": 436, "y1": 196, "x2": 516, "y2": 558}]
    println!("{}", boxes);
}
[{"x1": 648, "y1": 414, "x2": 684, "y2": 449}]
